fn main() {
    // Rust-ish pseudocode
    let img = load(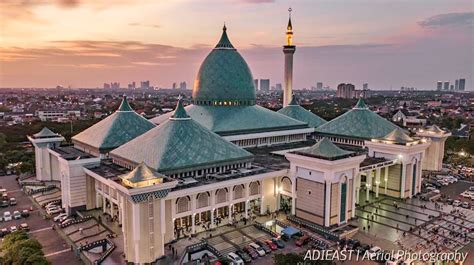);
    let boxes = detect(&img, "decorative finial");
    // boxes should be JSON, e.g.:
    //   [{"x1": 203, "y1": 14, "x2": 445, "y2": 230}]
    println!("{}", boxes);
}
[
  {"x1": 178, "y1": 94, "x2": 183, "y2": 100},
  {"x1": 223, "y1": 23, "x2": 227, "y2": 32},
  {"x1": 288, "y1": 7, "x2": 292, "y2": 16}
]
